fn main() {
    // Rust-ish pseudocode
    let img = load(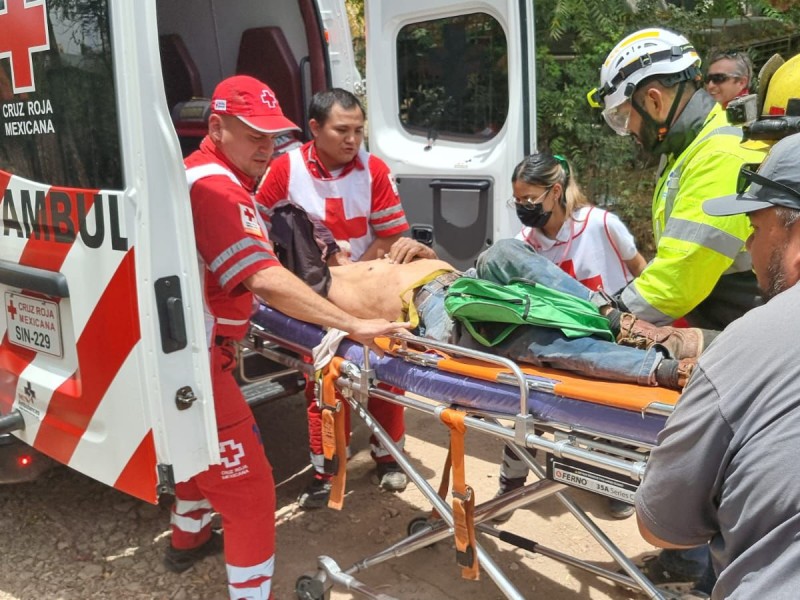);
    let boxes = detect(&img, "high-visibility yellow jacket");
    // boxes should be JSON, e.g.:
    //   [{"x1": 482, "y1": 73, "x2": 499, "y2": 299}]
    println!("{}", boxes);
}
[{"x1": 619, "y1": 103, "x2": 766, "y2": 327}]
